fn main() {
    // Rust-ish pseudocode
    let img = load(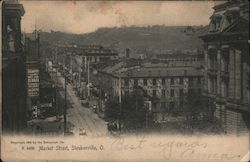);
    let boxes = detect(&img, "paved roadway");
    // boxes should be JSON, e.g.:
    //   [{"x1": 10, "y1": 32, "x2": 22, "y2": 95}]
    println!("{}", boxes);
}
[{"x1": 57, "y1": 72, "x2": 108, "y2": 137}]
